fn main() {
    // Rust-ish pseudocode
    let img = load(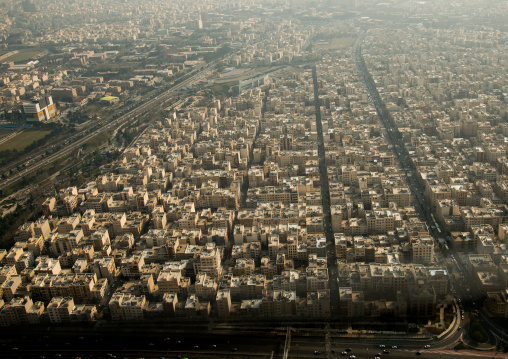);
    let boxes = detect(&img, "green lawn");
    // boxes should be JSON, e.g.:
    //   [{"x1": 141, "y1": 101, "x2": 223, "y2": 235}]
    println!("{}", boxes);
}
[
  {"x1": 83, "y1": 131, "x2": 112, "y2": 149},
  {"x1": 82, "y1": 103, "x2": 116, "y2": 118},
  {"x1": 2, "y1": 50, "x2": 41, "y2": 63},
  {"x1": 0, "y1": 130, "x2": 51, "y2": 151}
]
